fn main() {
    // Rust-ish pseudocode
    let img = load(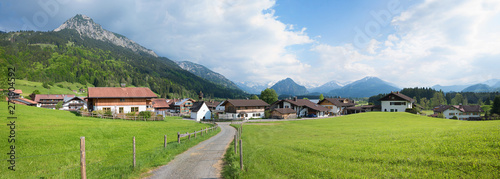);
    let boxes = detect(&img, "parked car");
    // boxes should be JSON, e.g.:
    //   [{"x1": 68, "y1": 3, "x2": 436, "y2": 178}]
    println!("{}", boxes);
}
[{"x1": 307, "y1": 114, "x2": 317, "y2": 118}]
